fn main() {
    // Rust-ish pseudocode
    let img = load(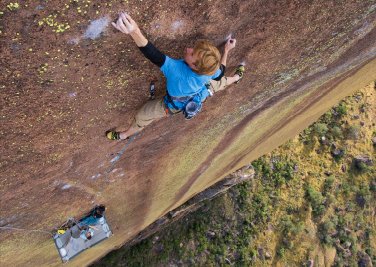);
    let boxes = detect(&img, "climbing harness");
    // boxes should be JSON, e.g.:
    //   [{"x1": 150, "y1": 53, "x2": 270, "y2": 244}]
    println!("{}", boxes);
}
[{"x1": 164, "y1": 88, "x2": 205, "y2": 120}]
